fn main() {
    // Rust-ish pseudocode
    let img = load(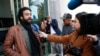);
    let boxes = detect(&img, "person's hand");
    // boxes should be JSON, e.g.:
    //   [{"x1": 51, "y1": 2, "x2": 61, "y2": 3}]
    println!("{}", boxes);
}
[
  {"x1": 39, "y1": 31, "x2": 48, "y2": 38},
  {"x1": 87, "y1": 34, "x2": 98, "y2": 42}
]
